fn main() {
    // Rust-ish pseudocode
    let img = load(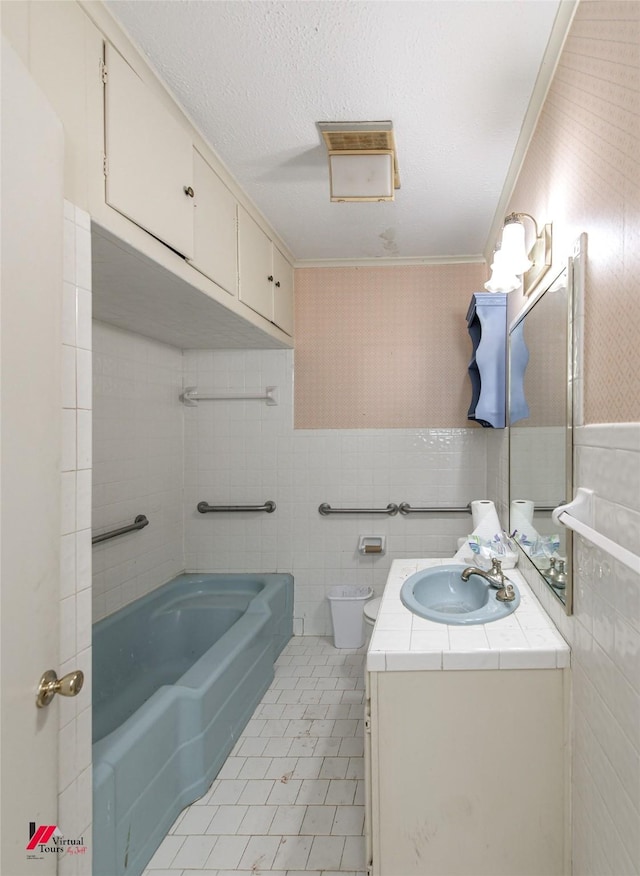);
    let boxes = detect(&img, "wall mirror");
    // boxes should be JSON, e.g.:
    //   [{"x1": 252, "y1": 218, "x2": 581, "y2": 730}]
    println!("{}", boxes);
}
[{"x1": 508, "y1": 261, "x2": 575, "y2": 612}]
